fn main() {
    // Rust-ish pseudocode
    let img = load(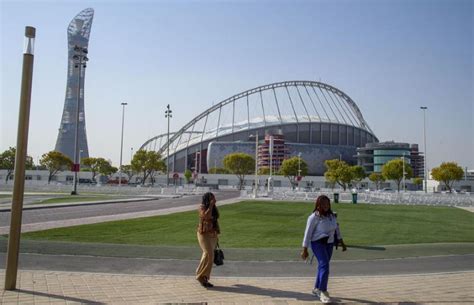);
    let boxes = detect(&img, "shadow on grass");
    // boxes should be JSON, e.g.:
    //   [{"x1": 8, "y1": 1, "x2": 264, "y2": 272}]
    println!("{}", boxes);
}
[
  {"x1": 15, "y1": 289, "x2": 105, "y2": 304},
  {"x1": 211, "y1": 284, "x2": 381, "y2": 304},
  {"x1": 348, "y1": 245, "x2": 386, "y2": 251}
]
